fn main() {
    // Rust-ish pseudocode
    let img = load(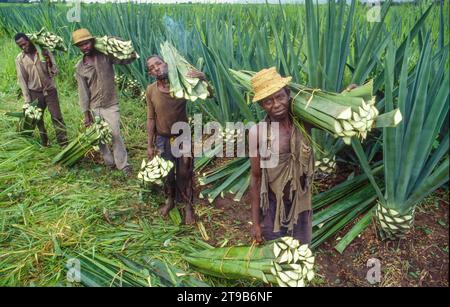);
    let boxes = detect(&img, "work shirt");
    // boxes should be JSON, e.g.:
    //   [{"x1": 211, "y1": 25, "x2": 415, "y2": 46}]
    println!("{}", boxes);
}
[
  {"x1": 146, "y1": 82, "x2": 188, "y2": 137},
  {"x1": 75, "y1": 52, "x2": 135, "y2": 112},
  {"x1": 15, "y1": 50, "x2": 59, "y2": 103}
]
